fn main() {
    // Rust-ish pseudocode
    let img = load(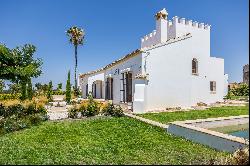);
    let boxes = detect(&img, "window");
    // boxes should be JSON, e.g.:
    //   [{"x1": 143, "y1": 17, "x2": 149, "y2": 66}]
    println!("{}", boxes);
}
[
  {"x1": 192, "y1": 58, "x2": 198, "y2": 75},
  {"x1": 210, "y1": 81, "x2": 216, "y2": 93}
]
